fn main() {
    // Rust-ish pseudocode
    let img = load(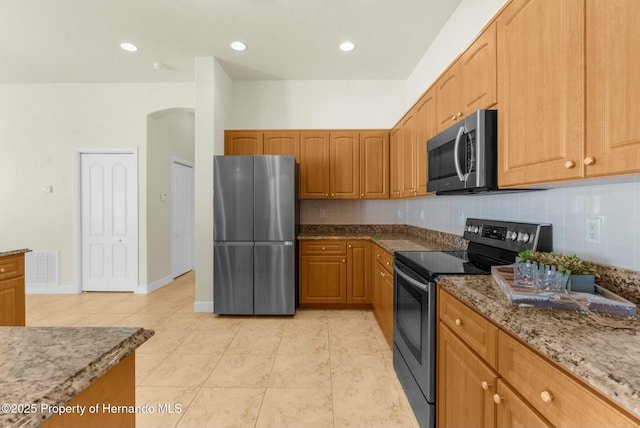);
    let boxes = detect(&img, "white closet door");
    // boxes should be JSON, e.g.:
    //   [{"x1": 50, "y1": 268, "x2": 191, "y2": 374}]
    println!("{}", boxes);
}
[
  {"x1": 81, "y1": 153, "x2": 138, "y2": 291},
  {"x1": 172, "y1": 161, "x2": 195, "y2": 277}
]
